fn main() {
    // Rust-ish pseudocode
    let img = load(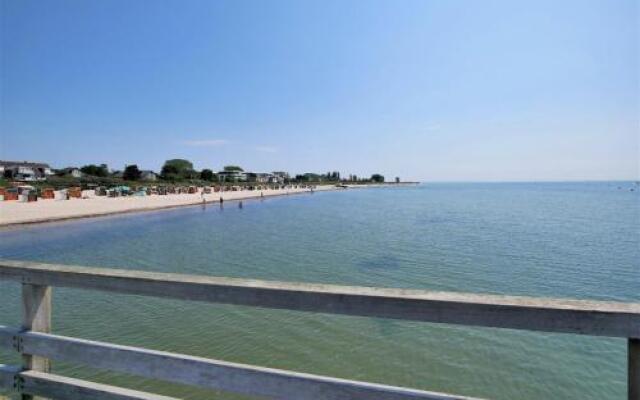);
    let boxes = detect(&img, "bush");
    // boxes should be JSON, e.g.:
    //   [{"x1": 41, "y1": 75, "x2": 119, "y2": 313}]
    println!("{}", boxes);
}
[
  {"x1": 80, "y1": 164, "x2": 109, "y2": 177},
  {"x1": 123, "y1": 165, "x2": 141, "y2": 181},
  {"x1": 200, "y1": 169, "x2": 215, "y2": 181},
  {"x1": 161, "y1": 159, "x2": 195, "y2": 180},
  {"x1": 370, "y1": 174, "x2": 385, "y2": 183}
]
